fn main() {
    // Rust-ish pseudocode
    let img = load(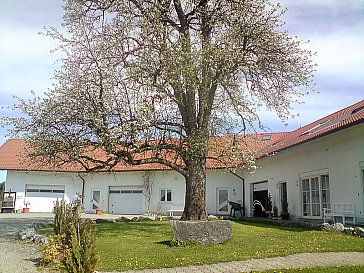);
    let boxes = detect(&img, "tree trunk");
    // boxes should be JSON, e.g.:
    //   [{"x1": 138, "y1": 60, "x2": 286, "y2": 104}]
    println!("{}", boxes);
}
[{"x1": 181, "y1": 156, "x2": 208, "y2": 221}]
